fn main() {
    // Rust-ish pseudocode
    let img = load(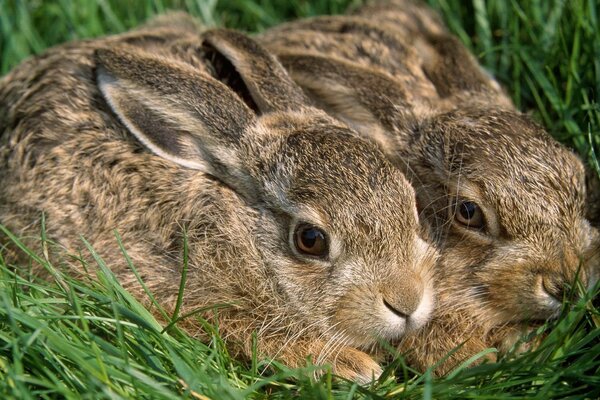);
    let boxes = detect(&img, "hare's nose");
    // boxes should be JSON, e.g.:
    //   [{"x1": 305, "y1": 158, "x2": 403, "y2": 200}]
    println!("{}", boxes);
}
[
  {"x1": 383, "y1": 298, "x2": 410, "y2": 319},
  {"x1": 541, "y1": 275, "x2": 582, "y2": 303},
  {"x1": 381, "y1": 286, "x2": 422, "y2": 319},
  {"x1": 541, "y1": 277, "x2": 565, "y2": 303}
]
